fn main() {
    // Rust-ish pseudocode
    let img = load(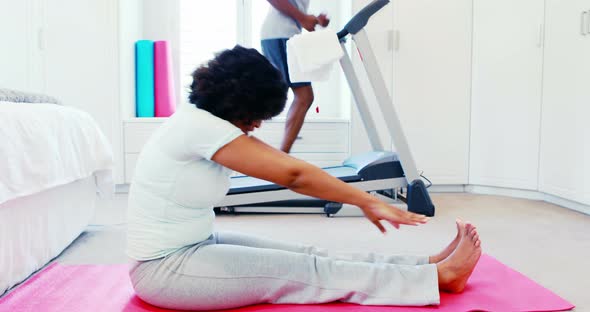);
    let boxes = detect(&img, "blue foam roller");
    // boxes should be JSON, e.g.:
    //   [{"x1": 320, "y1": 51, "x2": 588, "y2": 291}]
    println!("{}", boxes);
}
[{"x1": 135, "y1": 40, "x2": 155, "y2": 117}]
